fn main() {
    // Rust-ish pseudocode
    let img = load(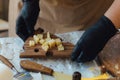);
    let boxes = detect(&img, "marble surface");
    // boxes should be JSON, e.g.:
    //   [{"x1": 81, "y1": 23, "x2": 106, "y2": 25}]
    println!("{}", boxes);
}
[{"x1": 0, "y1": 31, "x2": 101, "y2": 80}]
